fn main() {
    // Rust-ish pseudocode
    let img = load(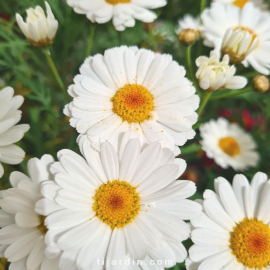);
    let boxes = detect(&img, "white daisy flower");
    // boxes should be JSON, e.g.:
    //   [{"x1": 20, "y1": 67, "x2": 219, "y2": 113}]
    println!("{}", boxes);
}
[
  {"x1": 0, "y1": 87, "x2": 30, "y2": 178},
  {"x1": 16, "y1": 1, "x2": 58, "y2": 47},
  {"x1": 39, "y1": 132, "x2": 202, "y2": 270},
  {"x1": 66, "y1": 0, "x2": 167, "y2": 31},
  {"x1": 64, "y1": 46, "x2": 200, "y2": 156},
  {"x1": 200, "y1": 118, "x2": 259, "y2": 171},
  {"x1": 188, "y1": 172, "x2": 270, "y2": 270},
  {"x1": 0, "y1": 155, "x2": 59, "y2": 270},
  {"x1": 213, "y1": 0, "x2": 268, "y2": 10},
  {"x1": 176, "y1": 14, "x2": 202, "y2": 35},
  {"x1": 202, "y1": 3, "x2": 270, "y2": 75},
  {"x1": 195, "y1": 51, "x2": 247, "y2": 92}
]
